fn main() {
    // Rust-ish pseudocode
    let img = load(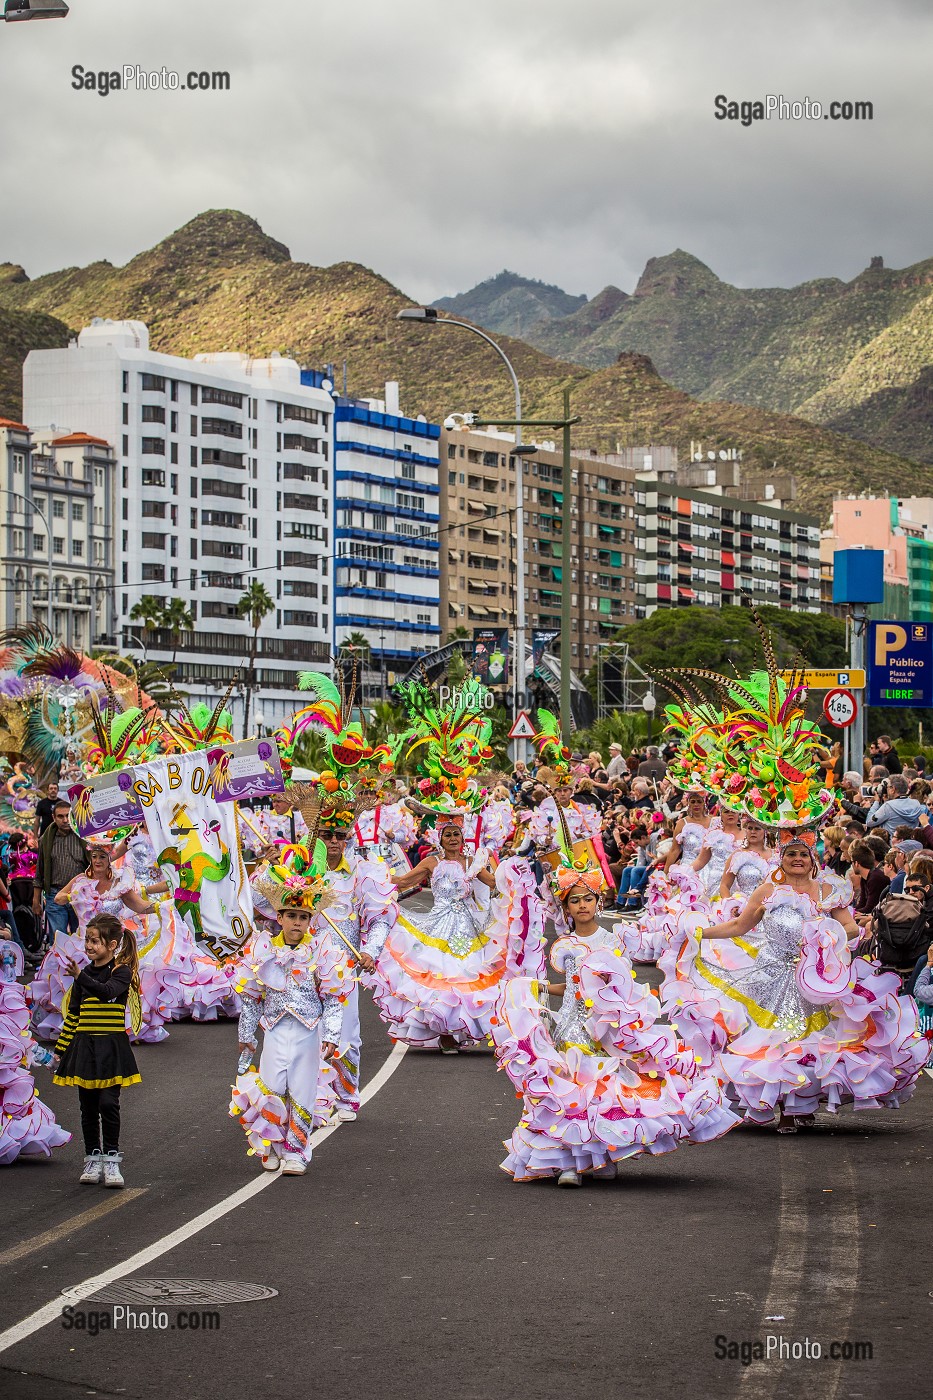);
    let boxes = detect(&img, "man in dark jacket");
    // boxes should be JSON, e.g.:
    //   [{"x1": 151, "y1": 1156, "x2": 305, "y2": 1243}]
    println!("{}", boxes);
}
[
  {"x1": 850, "y1": 838, "x2": 890, "y2": 927},
  {"x1": 870, "y1": 735, "x2": 902, "y2": 775},
  {"x1": 33, "y1": 800, "x2": 88, "y2": 940}
]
